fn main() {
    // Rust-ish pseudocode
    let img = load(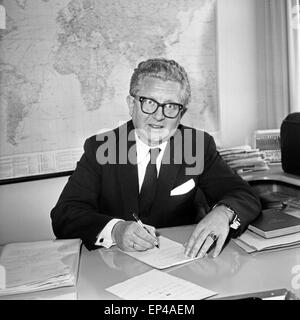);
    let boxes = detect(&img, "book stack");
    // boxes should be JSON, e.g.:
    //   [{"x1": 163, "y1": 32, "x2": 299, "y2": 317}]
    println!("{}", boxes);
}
[
  {"x1": 233, "y1": 208, "x2": 300, "y2": 253},
  {"x1": 218, "y1": 145, "x2": 269, "y2": 174}
]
